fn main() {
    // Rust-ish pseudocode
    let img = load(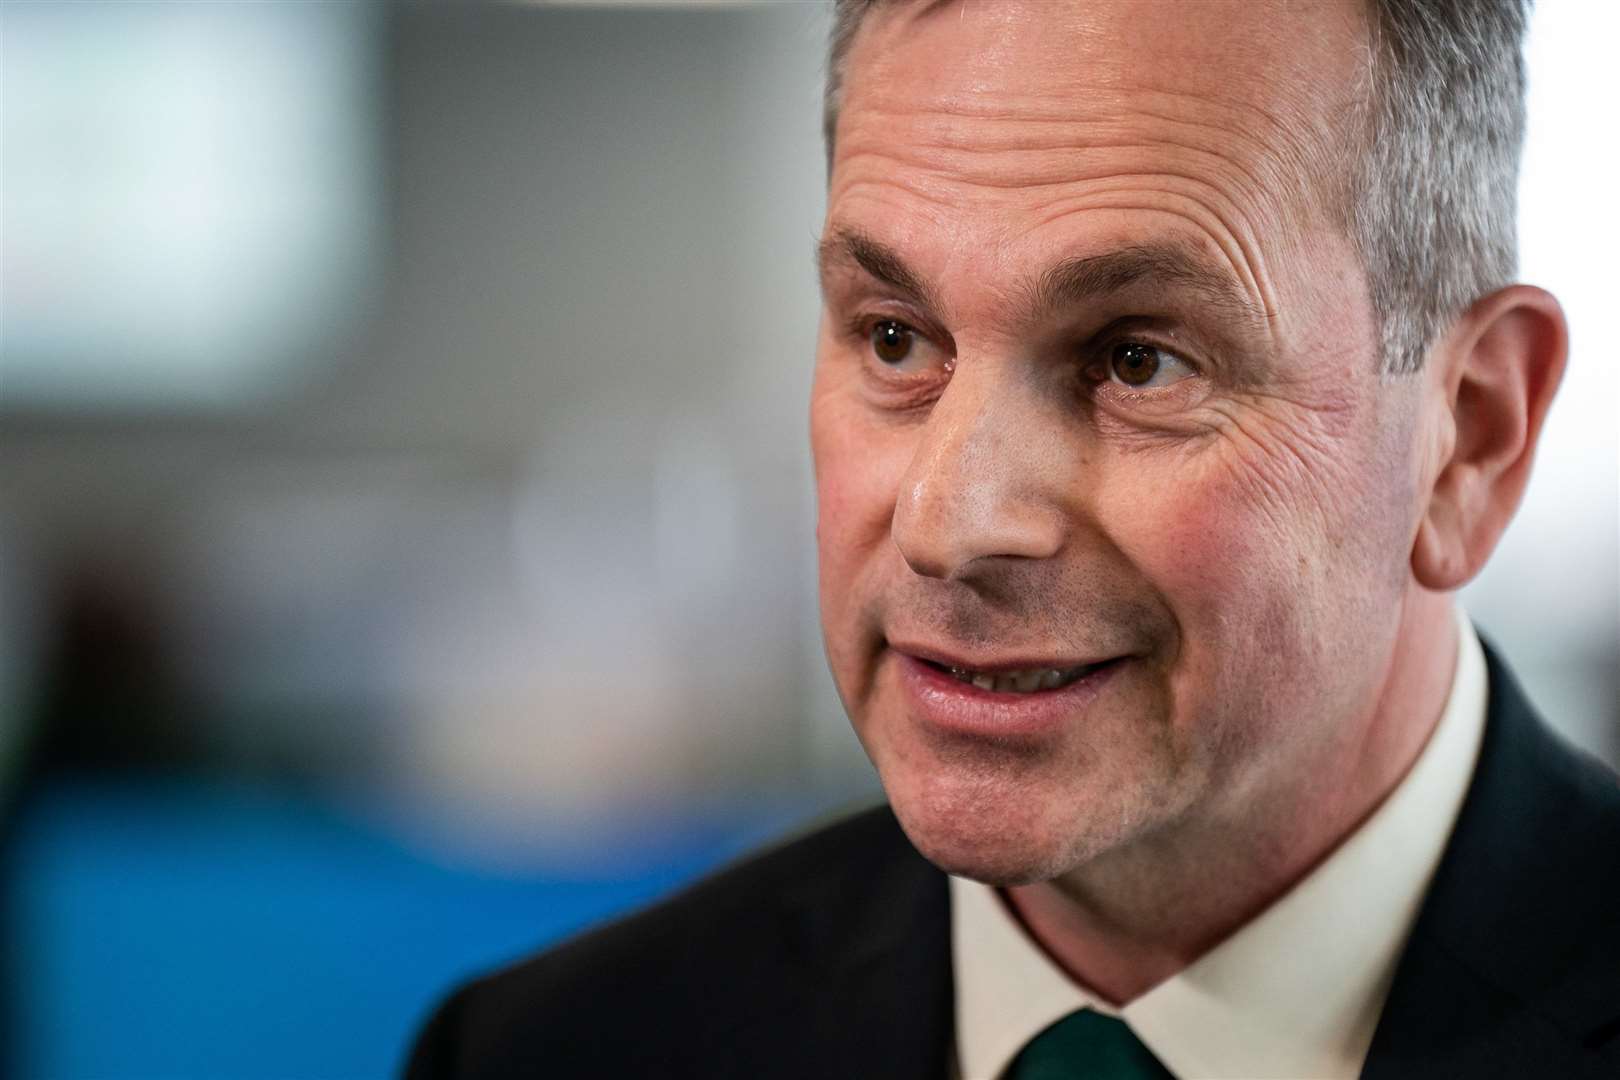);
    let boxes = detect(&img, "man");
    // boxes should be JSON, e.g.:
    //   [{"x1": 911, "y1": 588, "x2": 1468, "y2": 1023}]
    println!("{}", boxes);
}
[{"x1": 408, "y1": 1, "x2": 1620, "y2": 1076}]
